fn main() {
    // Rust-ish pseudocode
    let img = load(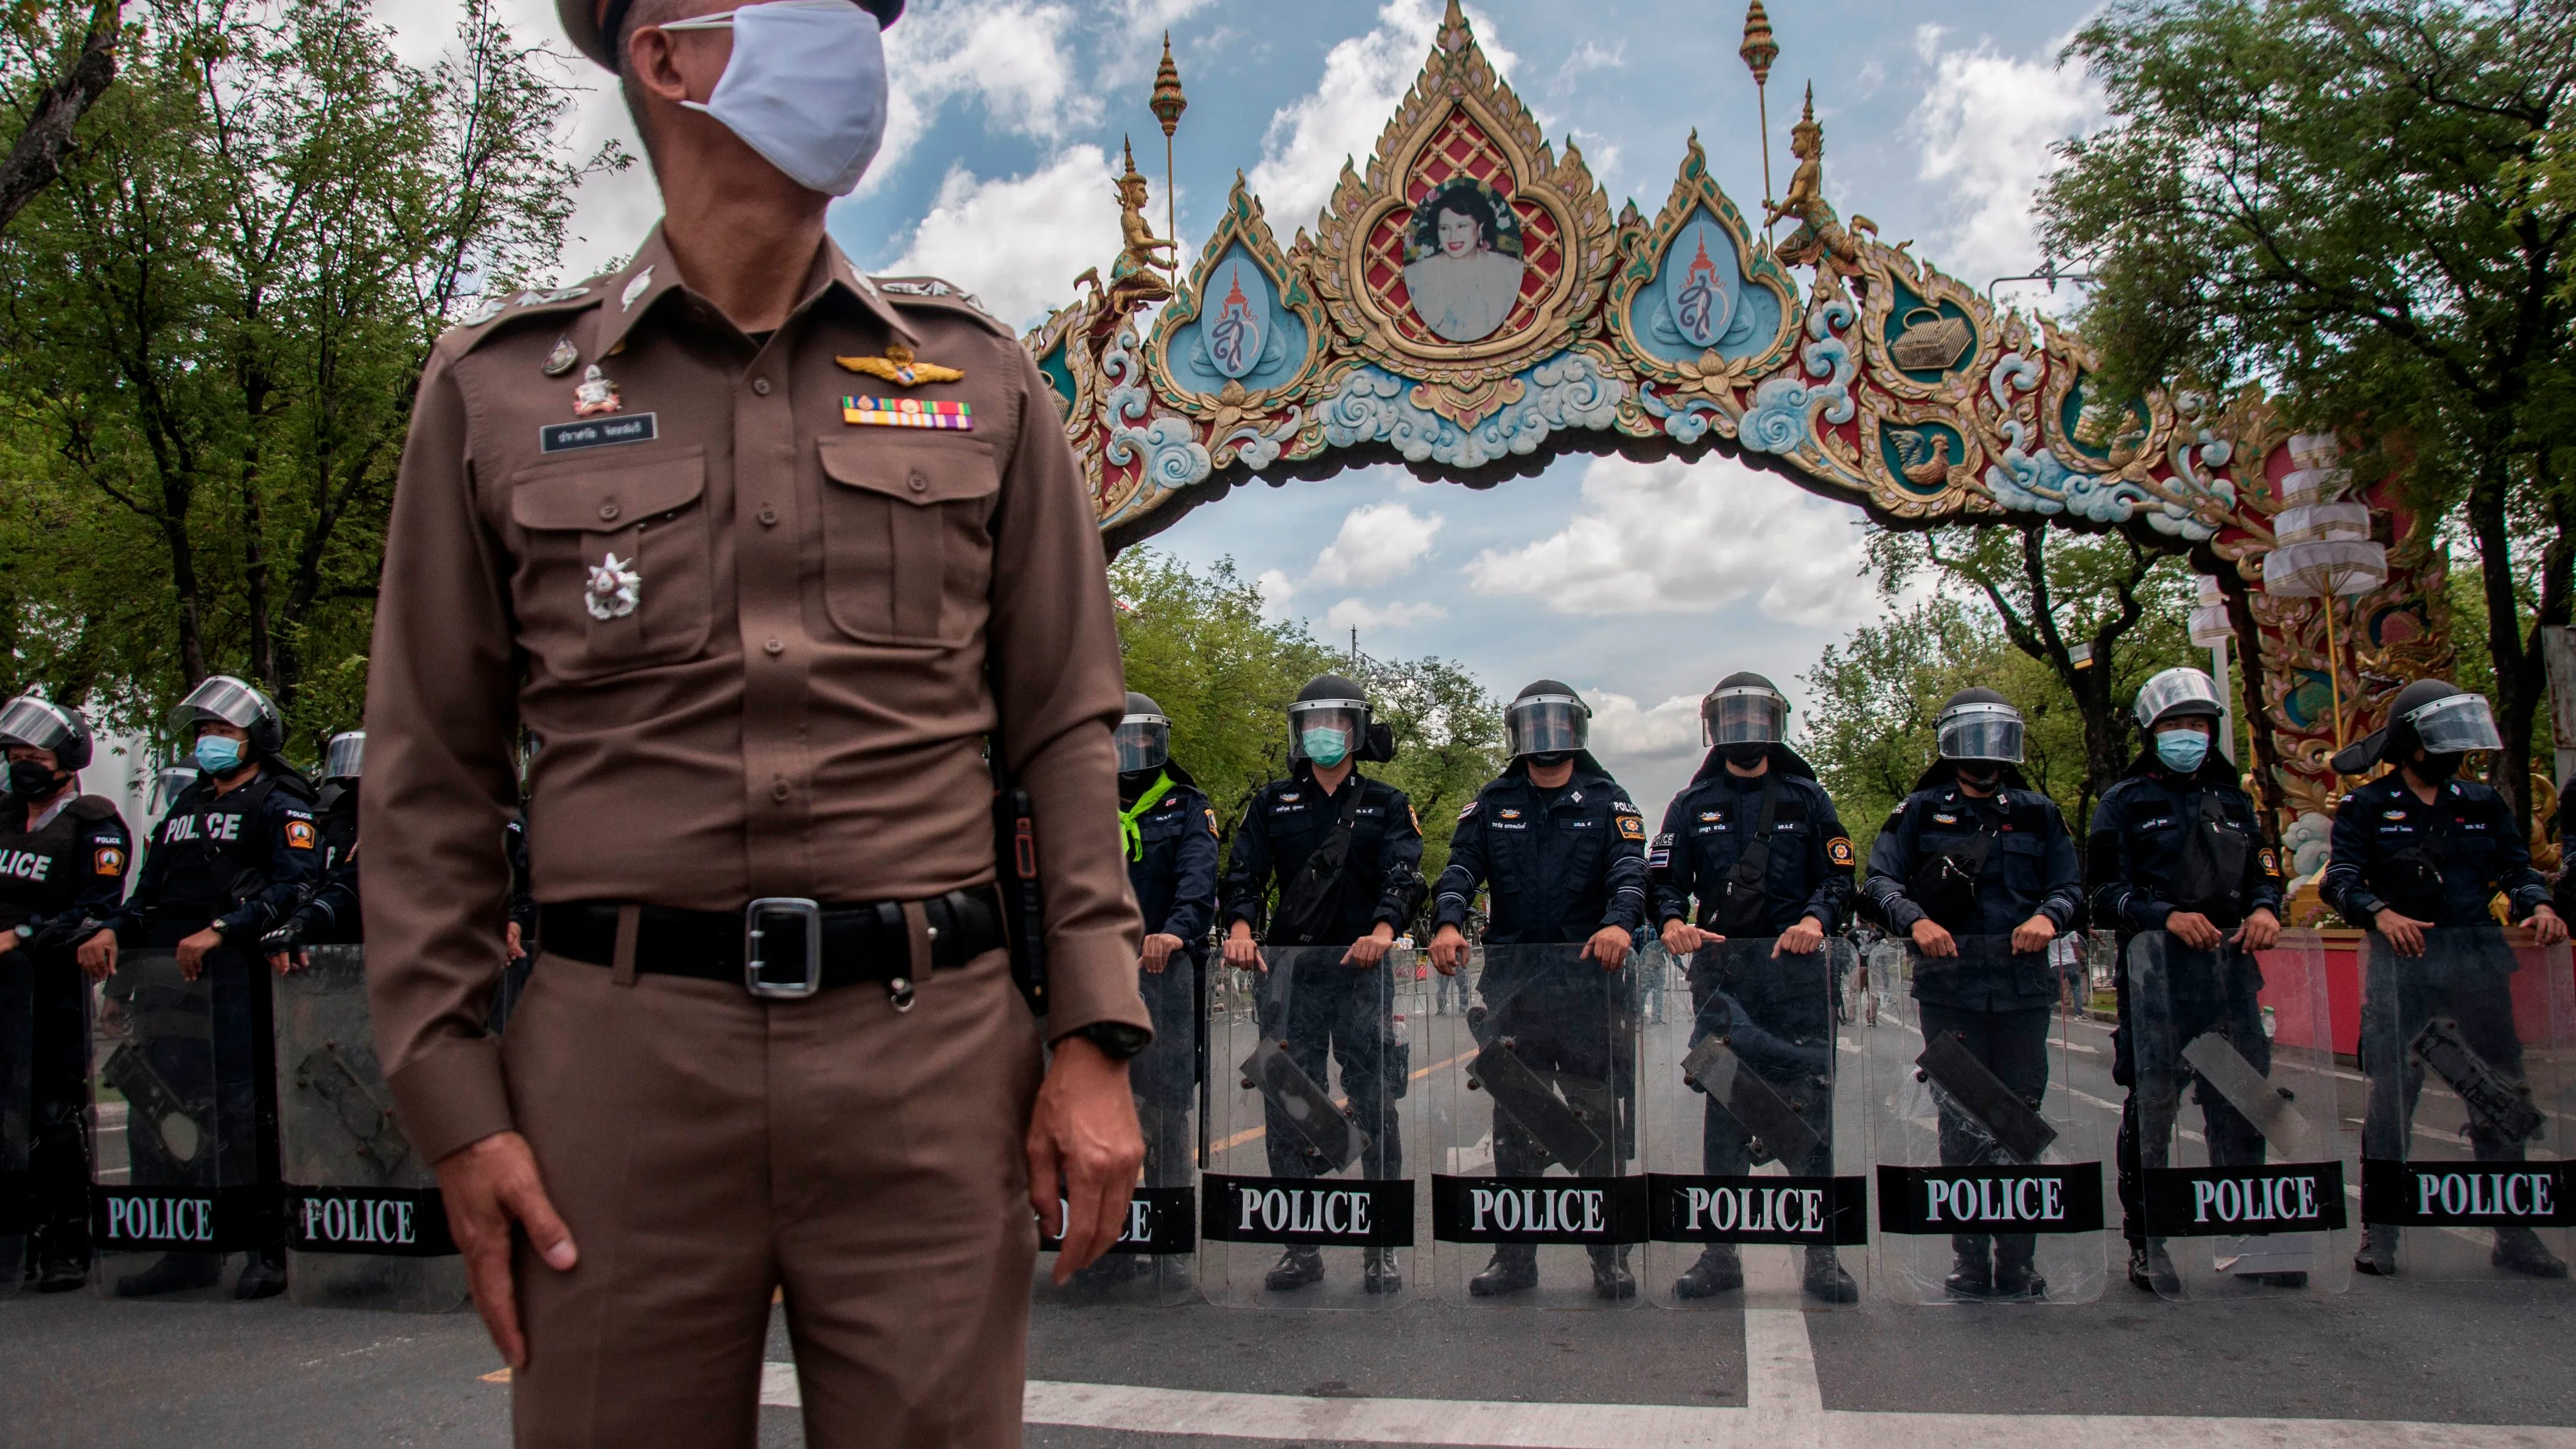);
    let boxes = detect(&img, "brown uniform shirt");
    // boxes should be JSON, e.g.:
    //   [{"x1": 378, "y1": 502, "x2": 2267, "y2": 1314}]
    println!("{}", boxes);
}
[{"x1": 362, "y1": 227, "x2": 1147, "y2": 1163}]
